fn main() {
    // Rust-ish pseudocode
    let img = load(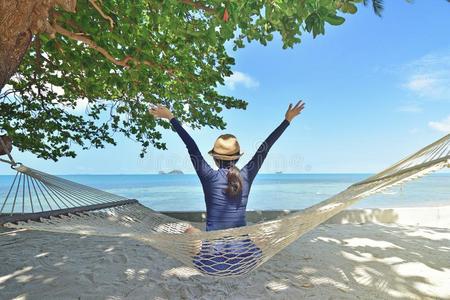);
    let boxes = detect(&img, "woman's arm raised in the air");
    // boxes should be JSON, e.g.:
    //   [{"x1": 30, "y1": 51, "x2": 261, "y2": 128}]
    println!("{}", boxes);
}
[
  {"x1": 149, "y1": 105, "x2": 214, "y2": 180},
  {"x1": 244, "y1": 100, "x2": 305, "y2": 182}
]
